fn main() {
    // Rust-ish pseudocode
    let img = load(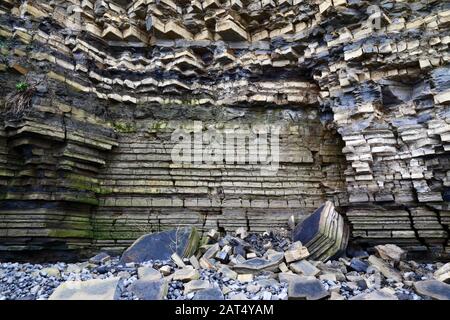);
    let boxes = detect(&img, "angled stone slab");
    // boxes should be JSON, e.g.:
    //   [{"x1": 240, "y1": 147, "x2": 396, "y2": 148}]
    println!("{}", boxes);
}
[
  {"x1": 129, "y1": 279, "x2": 168, "y2": 300},
  {"x1": 120, "y1": 227, "x2": 199, "y2": 263},
  {"x1": 414, "y1": 280, "x2": 450, "y2": 300},
  {"x1": 193, "y1": 287, "x2": 224, "y2": 300},
  {"x1": 288, "y1": 277, "x2": 330, "y2": 300}
]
